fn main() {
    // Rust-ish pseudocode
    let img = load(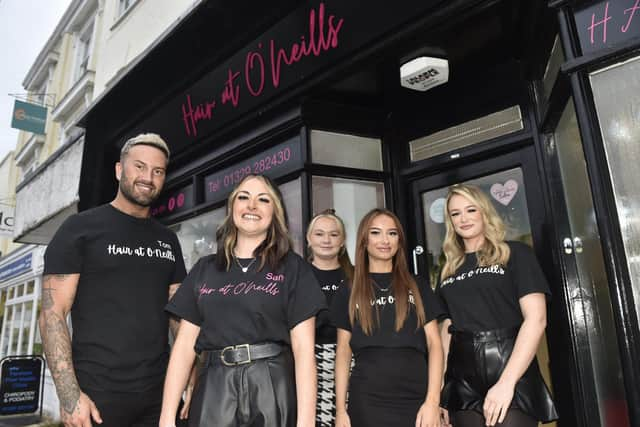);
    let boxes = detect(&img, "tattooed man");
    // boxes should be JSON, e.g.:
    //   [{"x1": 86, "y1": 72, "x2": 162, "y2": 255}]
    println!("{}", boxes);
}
[{"x1": 40, "y1": 134, "x2": 187, "y2": 427}]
